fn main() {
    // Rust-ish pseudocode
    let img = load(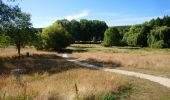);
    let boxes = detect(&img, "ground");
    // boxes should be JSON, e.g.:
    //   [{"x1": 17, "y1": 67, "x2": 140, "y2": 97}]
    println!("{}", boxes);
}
[{"x1": 0, "y1": 46, "x2": 170, "y2": 100}]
